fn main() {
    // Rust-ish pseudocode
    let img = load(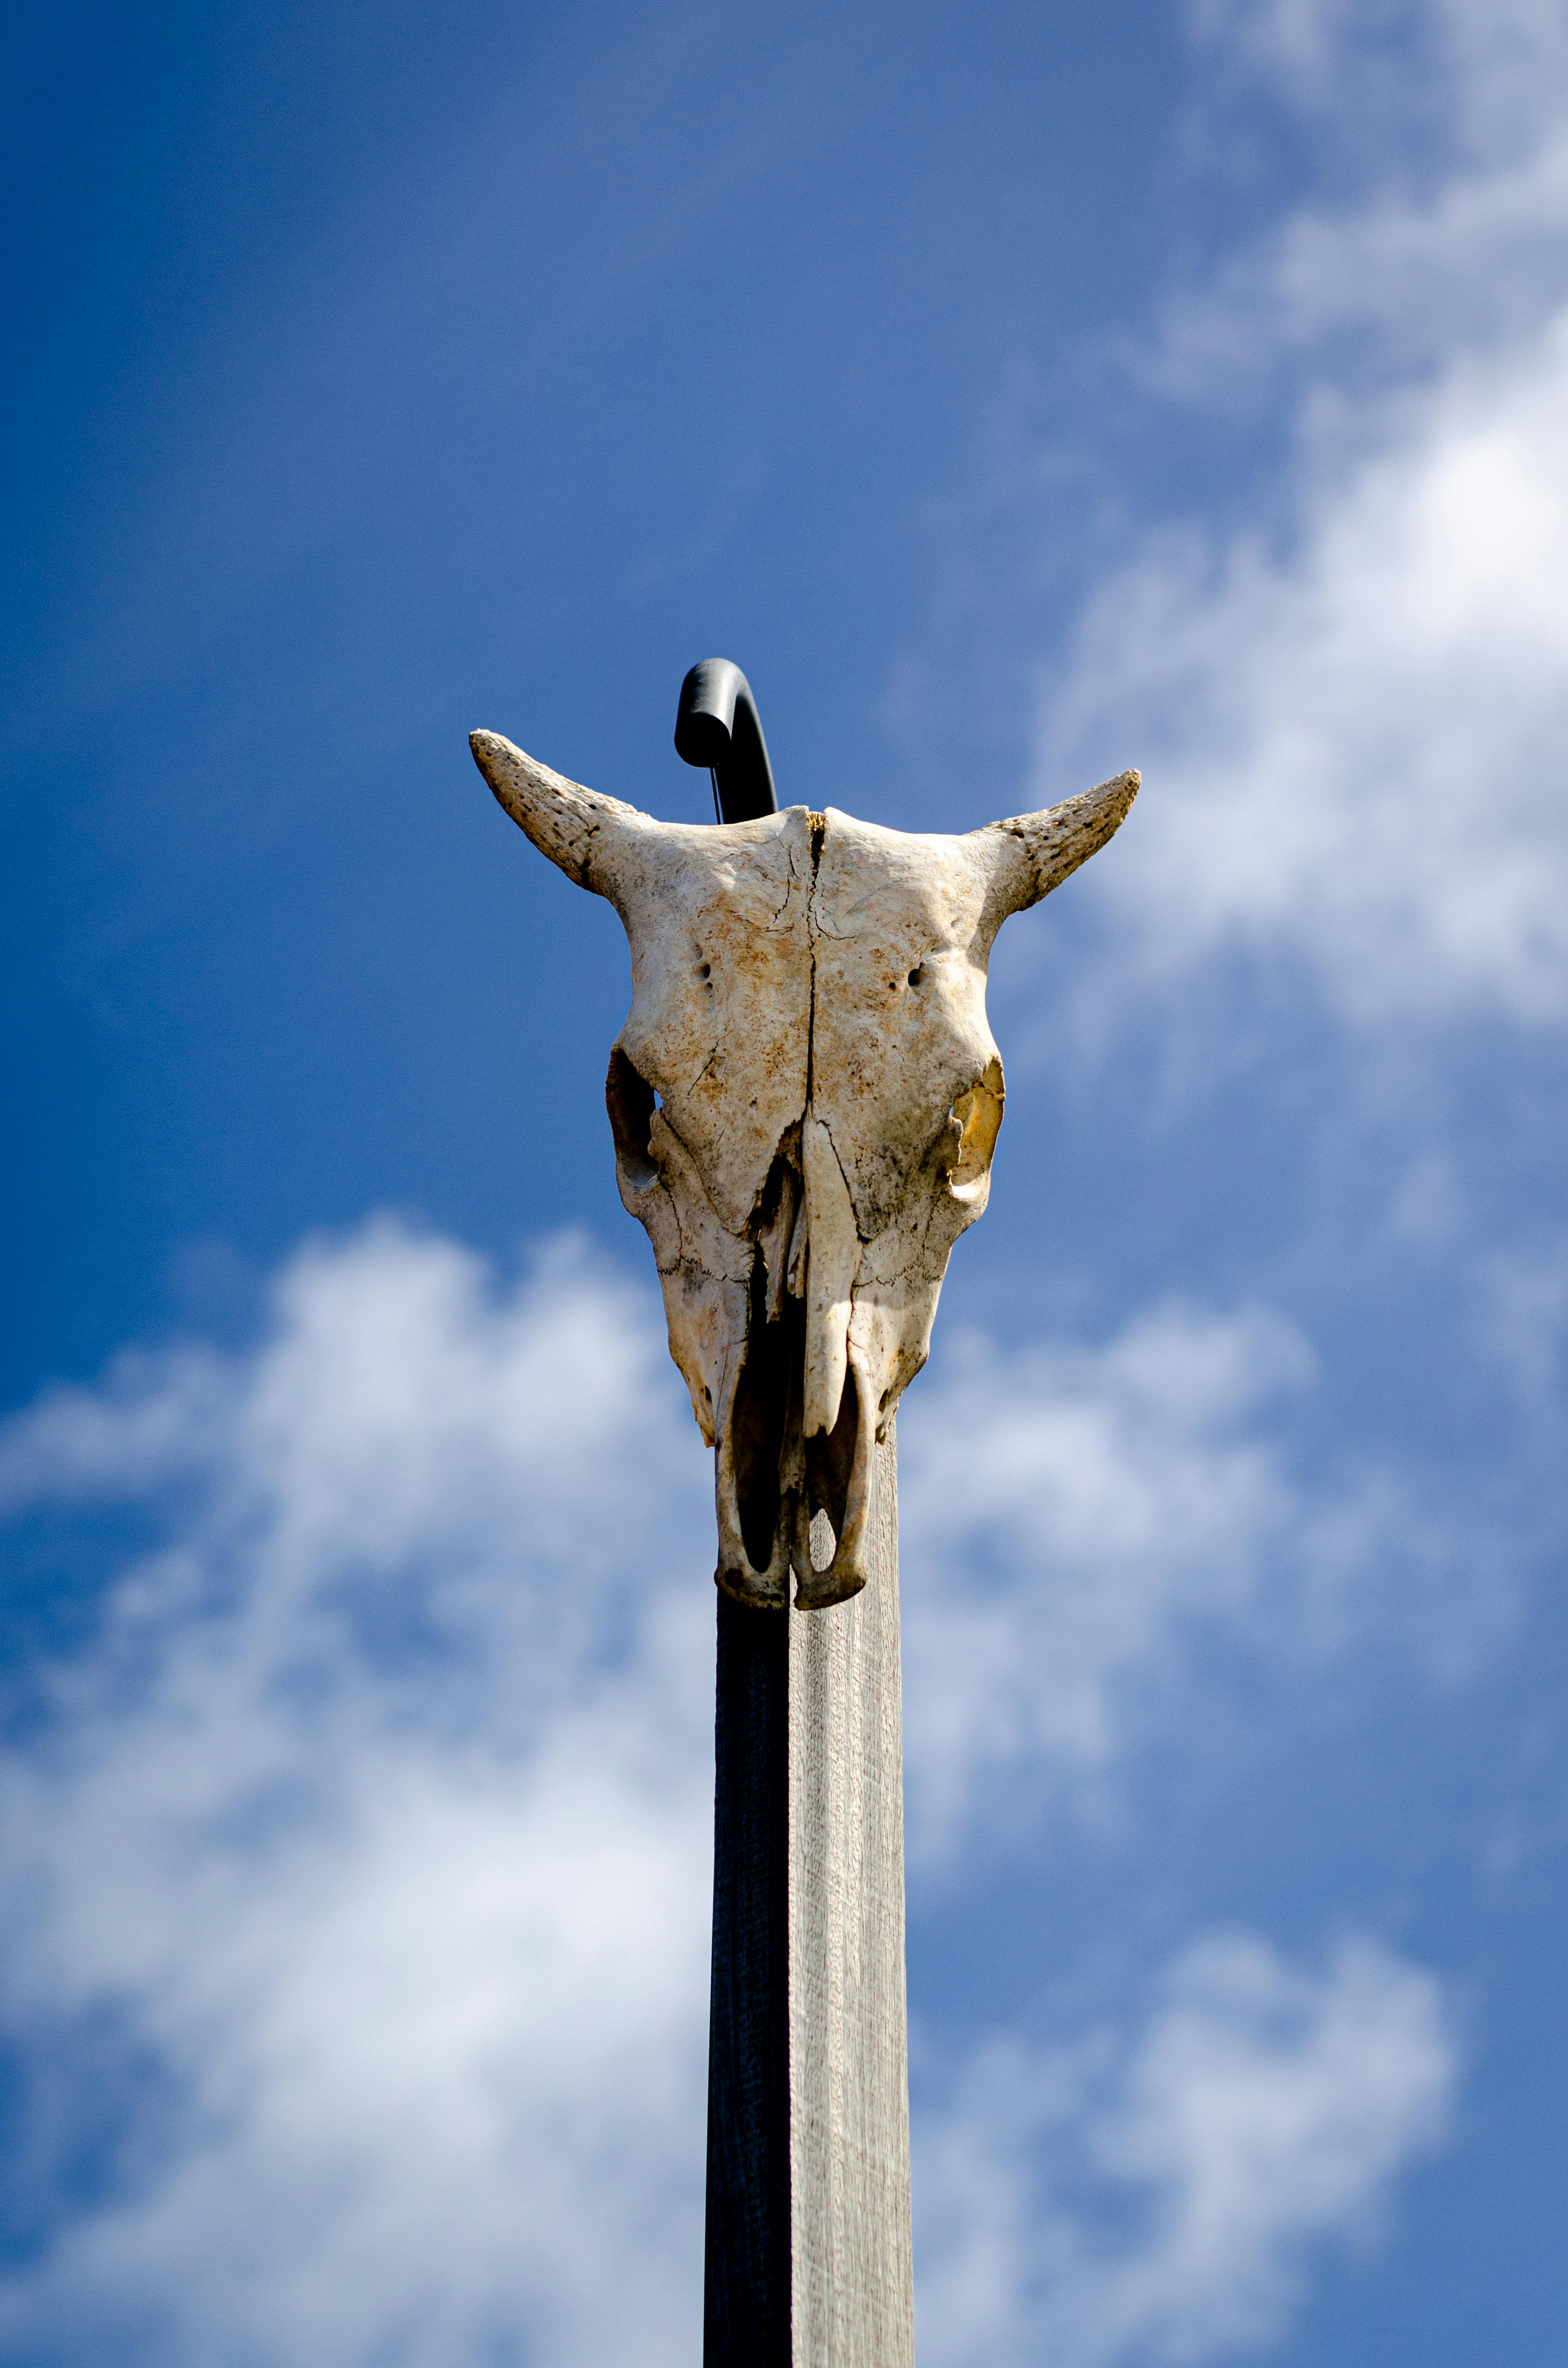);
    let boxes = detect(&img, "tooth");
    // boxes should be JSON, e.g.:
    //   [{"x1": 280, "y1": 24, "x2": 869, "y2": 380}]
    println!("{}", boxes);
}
[{"x1": 801, "y1": 1117, "x2": 858, "y2": 1440}]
